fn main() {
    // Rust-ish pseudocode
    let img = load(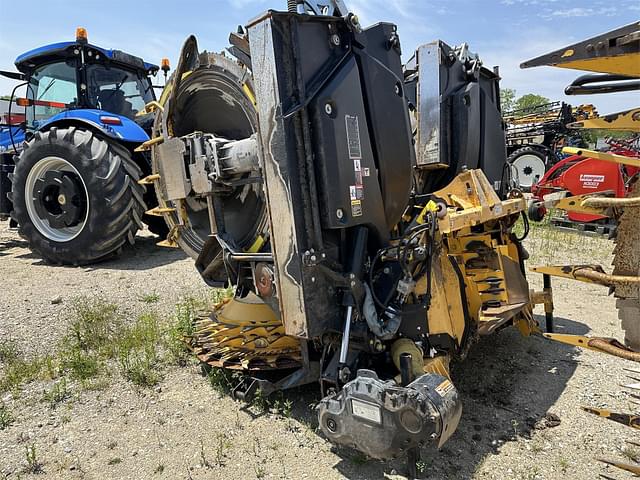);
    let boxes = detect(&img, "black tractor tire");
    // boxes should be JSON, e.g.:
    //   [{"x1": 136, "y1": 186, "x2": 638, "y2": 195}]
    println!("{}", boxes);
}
[
  {"x1": 508, "y1": 146, "x2": 548, "y2": 192},
  {"x1": 10, "y1": 126, "x2": 146, "y2": 265}
]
